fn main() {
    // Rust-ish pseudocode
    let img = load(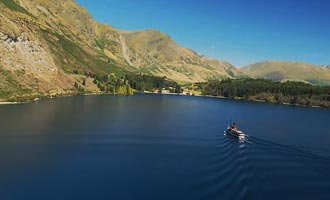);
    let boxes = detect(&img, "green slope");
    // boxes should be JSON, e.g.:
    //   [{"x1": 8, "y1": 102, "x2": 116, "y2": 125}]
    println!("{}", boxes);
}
[{"x1": 241, "y1": 61, "x2": 330, "y2": 85}]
